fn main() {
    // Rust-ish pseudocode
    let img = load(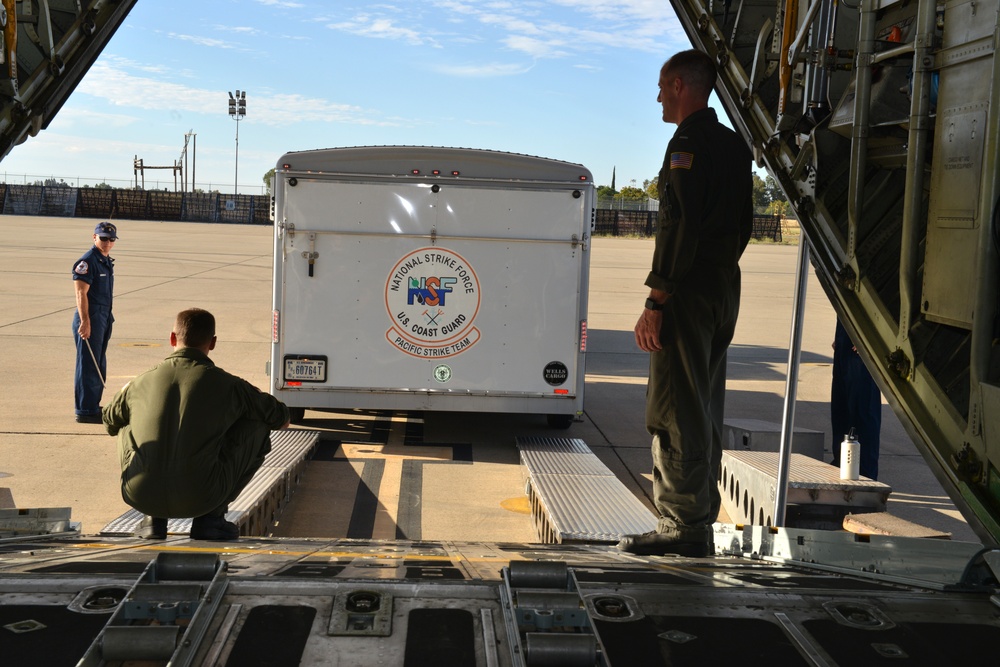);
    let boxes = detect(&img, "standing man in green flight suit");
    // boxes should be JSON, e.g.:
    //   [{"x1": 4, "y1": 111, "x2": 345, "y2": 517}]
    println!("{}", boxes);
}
[
  {"x1": 103, "y1": 308, "x2": 290, "y2": 541},
  {"x1": 618, "y1": 49, "x2": 753, "y2": 557}
]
